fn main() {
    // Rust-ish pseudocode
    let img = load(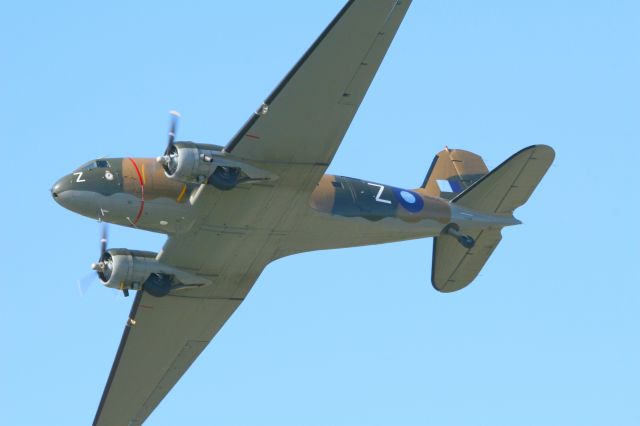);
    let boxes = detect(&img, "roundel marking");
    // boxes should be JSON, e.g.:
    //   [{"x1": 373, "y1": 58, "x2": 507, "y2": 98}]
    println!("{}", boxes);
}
[
  {"x1": 393, "y1": 188, "x2": 424, "y2": 213},
  {"x1": 400, "y1": 190, "x2": 416, "y2": 204},
  {"x1": 105, "y1": 170, "x2": 114, "y2": 181}
]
